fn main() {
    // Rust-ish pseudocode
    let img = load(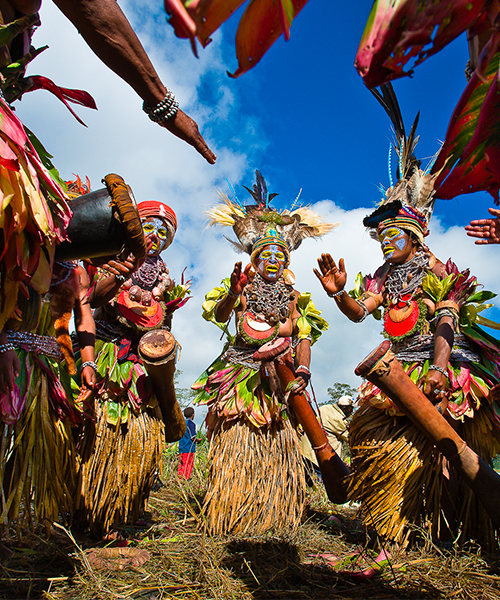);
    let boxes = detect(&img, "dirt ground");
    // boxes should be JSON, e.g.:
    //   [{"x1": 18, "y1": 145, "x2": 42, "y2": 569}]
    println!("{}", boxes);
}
[{"x1": 2, "y1": 446, "x2": 500, "y2": 600}]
